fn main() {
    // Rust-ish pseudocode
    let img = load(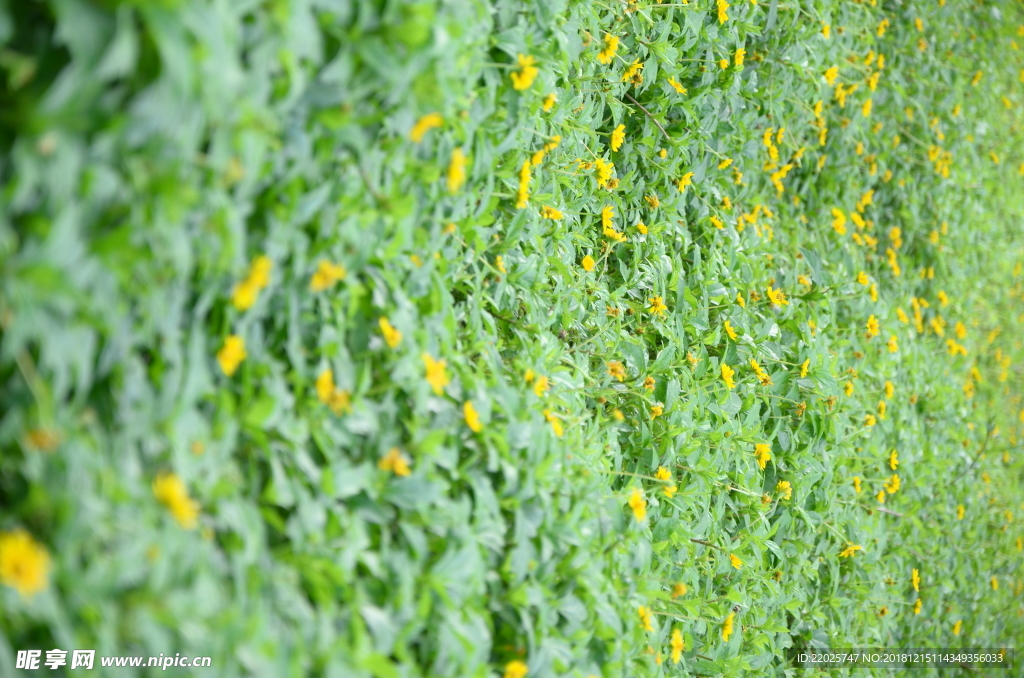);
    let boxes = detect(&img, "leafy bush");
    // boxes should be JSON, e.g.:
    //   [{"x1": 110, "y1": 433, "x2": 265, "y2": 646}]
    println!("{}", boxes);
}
[{"x1": 2, "y1": 0, "x2": 1024, "y2": 676}]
